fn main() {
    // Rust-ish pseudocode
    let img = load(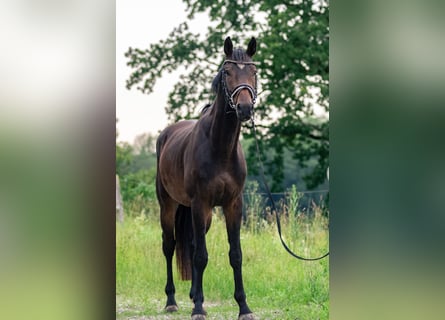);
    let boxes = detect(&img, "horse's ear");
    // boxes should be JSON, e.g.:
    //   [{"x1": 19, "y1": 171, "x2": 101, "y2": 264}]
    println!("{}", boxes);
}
[
  {"x1": 224, "y1": 37, "x2": 233, "y2": 57},
  {"x1": 246, "y1": 37, "x2": 256, "y2": 57}
]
